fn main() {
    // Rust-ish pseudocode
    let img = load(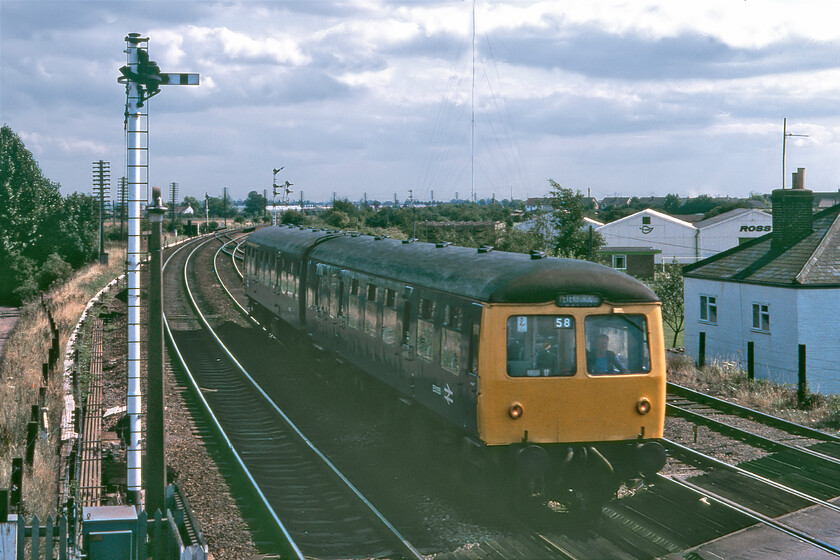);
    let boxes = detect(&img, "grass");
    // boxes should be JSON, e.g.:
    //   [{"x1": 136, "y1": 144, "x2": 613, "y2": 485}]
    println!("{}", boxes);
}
[
  {"x1": 0, "y1": 243, "x2": 126, "y2": 519},
  {"x1": 668, "y1": 353, "x2": 840, "y2": 433}
]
